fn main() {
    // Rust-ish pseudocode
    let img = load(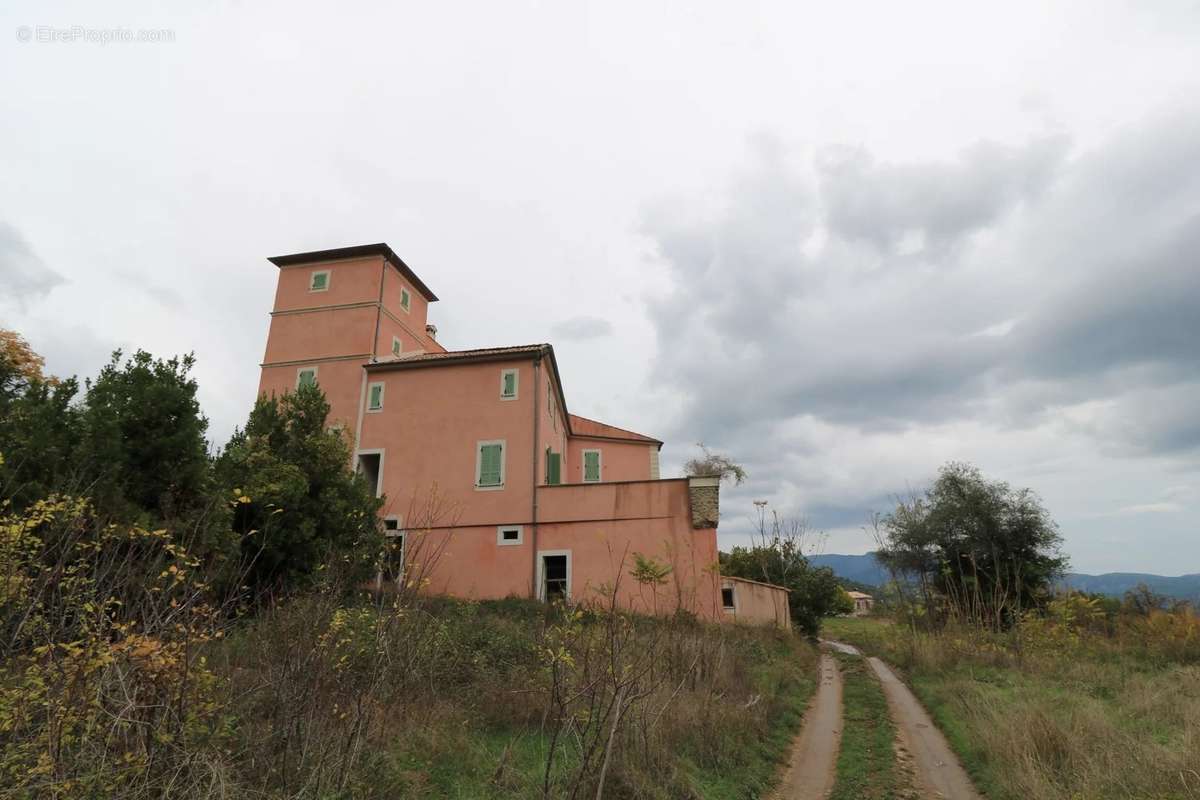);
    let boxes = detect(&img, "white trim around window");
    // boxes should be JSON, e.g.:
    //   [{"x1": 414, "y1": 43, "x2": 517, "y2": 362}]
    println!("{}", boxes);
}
[
  {"x1": 474, "y1": 439, "x2": 507, "y2": 490},
  {"x1": 366, "y1": 381, "x2": 385, "y2": 413},
  {"x1": 582, "y1": 448, "x2": 602, "y2": 482},
  {"x1": 309, "y1": 269, "x2": 331, "y2": 292},
  {"x1": 500, "y1": 368, "x2": 519, "y2": 401},
  {"x1": 400, "y1": 286, "x2": 411, "y2": 312},
  {"x1": 296, "y1": 365, "x2": 318, "y2": 389},
  {"x1": 721, "y1": 583, "x2": 738, "y2": 613},
  {"x1": 536, "y1": 549, "x2": 572, "y2": 602},
  {"x1": 355, "y1": 448, "x2": 385, "y2": 498},
  {"x1": 496, "y1": 525, "x2": 524, "y2": 546}
]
